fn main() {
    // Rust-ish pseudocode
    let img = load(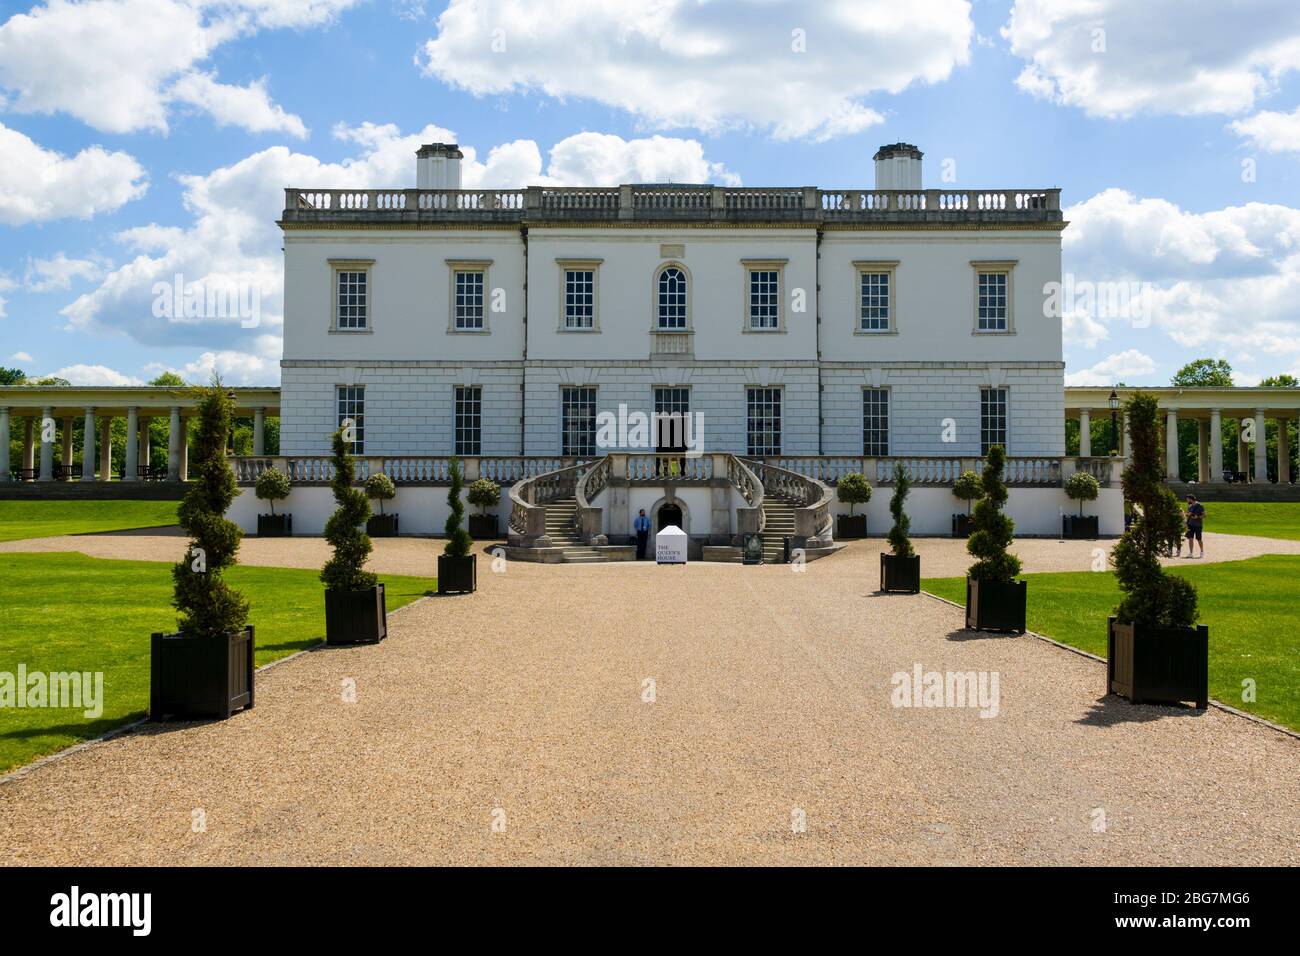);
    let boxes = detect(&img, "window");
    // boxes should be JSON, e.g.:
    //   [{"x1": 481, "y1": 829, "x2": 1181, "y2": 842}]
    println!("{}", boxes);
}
[
  {"x1": 561, "y1": 387, "x2": 597, "y2": 457},
  {"x1": 454, "y1": 386, "x2": 482, "y2": 456},
  {"x1": 747, "y1": 269, "x2": 780, "y2": 330},
  {"x1": 746, "y1": 387, "x2": 782, "y2": 457},
  {"x1": 337, "y1": 386, "x2": 365, "y2": 455},
  {"x1": 564, "y1": 269, "x2": 595, "y2": 329},
  {"x1": 653, "y1": 387, "x2": 690, "y2": 453},
  {"x1": 657, "y1": 266, "x2": 688, "y2": 329},
  {"x1": 331, "y1": 260, "x2": 371, "y2": 331},
  {"x1": 860, "y1": 273, "x2": 890, "y2": 331},
  {"x1": 862, "y1": 389, "x2": 889, "y2": 456},
  {"x1": 980, "y1": 388, "x2": 1008, "y2": 455},
  {"x1": 453, "y1": 270, "x2": 485, "y2": 330},
  {"x1": 972, "y1": 260, "x2": 1015, "y2": 333}
]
